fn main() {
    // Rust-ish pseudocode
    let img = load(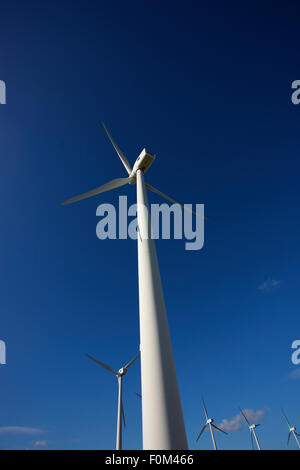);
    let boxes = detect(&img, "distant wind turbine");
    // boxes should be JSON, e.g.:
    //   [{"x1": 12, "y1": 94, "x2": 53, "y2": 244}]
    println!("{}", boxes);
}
[
  {"x1": 196, "y1": 396, "x2": 227, "y2": 450},
  {"x1": 282, "y1": 409, "x2": 300, "y2": 448},
  {"x1": 86, "y1": 352, "x2": 139, "y2": 450},
  {"x1": 62, "y1": 123, "x2": 193, "y2": 449},
  {"x1": 239, "y1": 407, "x2": 262, "y2": 450}
]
